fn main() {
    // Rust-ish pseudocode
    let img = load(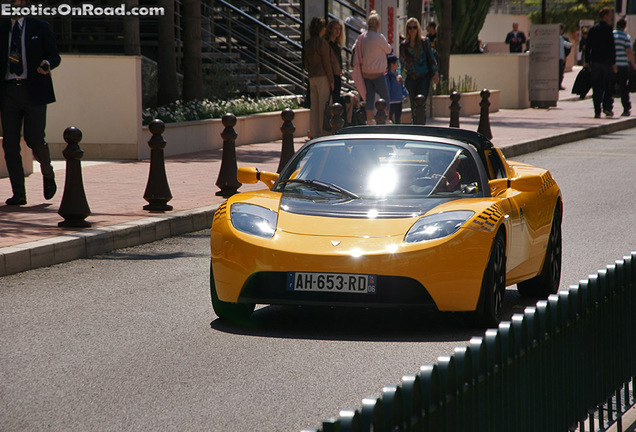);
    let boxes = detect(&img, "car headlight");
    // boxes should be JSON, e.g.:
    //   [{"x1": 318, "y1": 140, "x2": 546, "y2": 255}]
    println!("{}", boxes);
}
[
  {"x1": 230, "y1": 203, "x2": 278, "y2": 238},
  {"x1": 405, "y1": 211, "x2": 474, "y2": 243}
]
